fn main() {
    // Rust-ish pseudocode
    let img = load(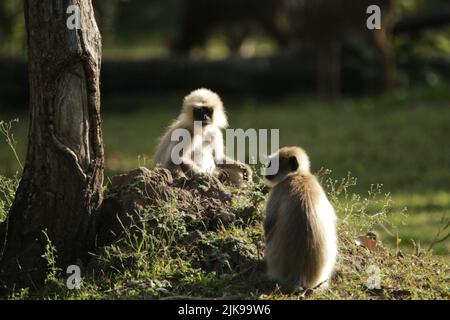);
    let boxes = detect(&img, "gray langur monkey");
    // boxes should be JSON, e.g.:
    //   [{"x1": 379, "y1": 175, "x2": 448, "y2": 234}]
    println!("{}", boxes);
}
[
  {"x1": 262, "y1": 146, "x2": 337, "y2": 292},
  {"x1": 153, "y1": 88, "x2": 252, "y2": 186}
]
